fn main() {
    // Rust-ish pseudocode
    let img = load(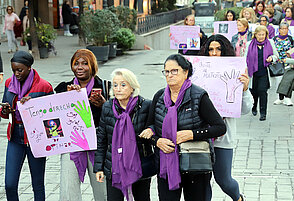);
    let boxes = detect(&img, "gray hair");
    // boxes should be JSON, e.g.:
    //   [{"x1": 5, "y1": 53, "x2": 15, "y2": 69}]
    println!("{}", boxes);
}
[
  {"x1": 110, "y1": 68, "x2": 140, "y2": 97},
  {"x1": 274, "y1": 5, "x2": 282, "y2": 12},
  {"x1": 279, "y1": 22, "x2": 289, "y2": 29}
]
